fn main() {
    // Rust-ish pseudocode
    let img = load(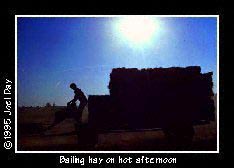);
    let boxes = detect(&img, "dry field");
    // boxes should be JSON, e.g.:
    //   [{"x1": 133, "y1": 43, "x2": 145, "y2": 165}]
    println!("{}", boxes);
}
[{"x1": 17, "y1": 99, "x2": 217, "y2": 151}]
